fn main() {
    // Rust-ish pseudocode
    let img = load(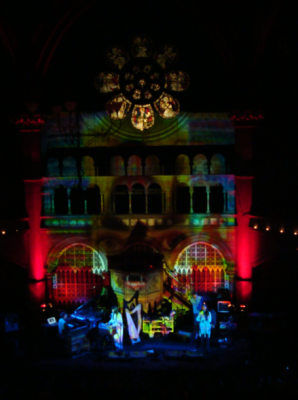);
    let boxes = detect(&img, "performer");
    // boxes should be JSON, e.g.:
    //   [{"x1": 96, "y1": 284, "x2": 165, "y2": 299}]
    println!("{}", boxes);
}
[
  {"x1": 125, "y1": 303, "x2": 142, "y2": 344},
  {"x1": 58, "y1": 312, "x2": 69, "y2": 335},
  {"x1": 107, "y1": 306, "x2": 123, "y2": 350},
  {"x1": 196, "y1": 303, "x2": 212, "y2": 354},
  {"x1": 190, "y1": 292, "x2": 203, "y2": 338}
]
